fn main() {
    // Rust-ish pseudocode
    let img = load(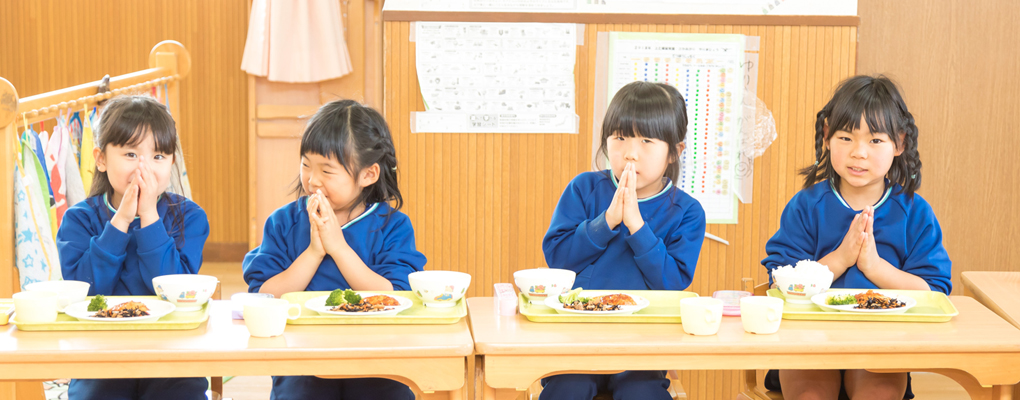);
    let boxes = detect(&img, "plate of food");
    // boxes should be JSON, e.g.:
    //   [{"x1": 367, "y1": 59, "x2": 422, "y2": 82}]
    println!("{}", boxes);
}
[
  {"x1": 304, "y1": 289, "x2": 413, "y2": 316},
  {"x1": 64, "y1": 295, "x2": 176, "y2": 322},
  {"x1": 544, "y1": 289, "x2": 650, "y2": 315},
  {"x1": 811, "y1": 290, "x2": 917, "y2": 314}
]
